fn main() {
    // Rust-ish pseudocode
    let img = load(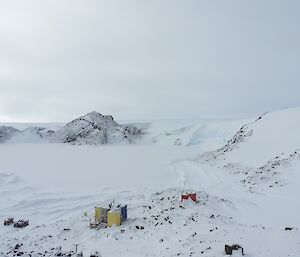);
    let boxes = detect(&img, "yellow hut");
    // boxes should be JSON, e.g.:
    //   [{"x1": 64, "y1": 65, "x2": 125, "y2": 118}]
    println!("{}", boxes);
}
[
  {"x1": 107, "y1": 210, "x2": 121, "y2": 227},
  {"x1": 95, "y1": 207, "x2": 108, "y2": 223}
]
